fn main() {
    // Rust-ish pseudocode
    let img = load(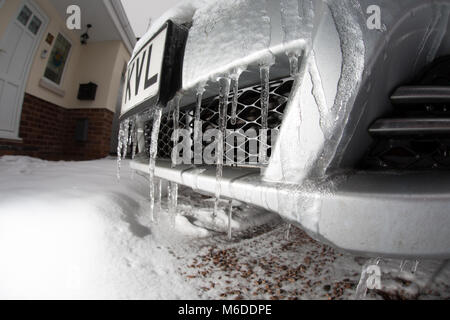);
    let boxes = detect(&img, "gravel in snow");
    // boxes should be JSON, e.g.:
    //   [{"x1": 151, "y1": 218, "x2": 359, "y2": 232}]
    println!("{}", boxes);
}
[{"x1": 0, "y1": 156, "x2": 449, "y2": 300}]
